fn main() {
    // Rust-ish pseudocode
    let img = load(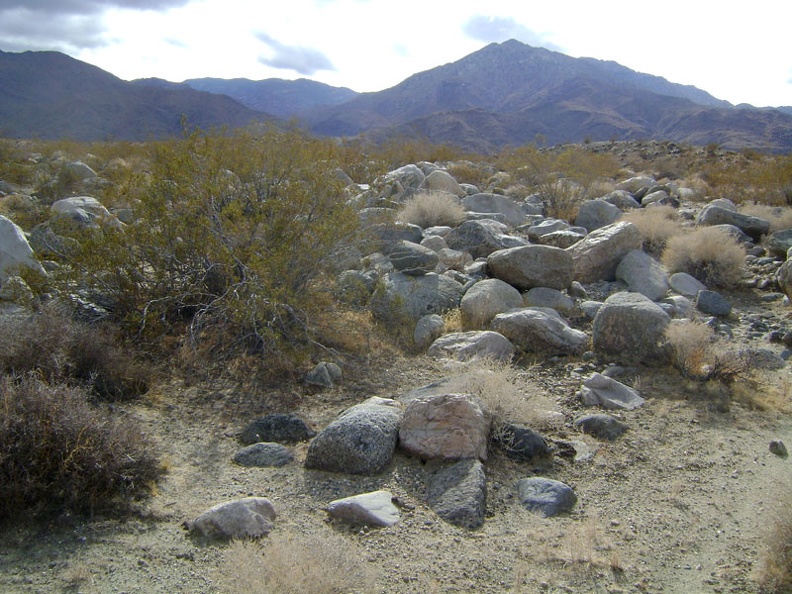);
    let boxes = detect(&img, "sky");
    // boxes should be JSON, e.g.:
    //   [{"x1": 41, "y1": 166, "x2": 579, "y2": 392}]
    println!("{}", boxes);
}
[{"x1": 0, "y1": 0, "x2": 791, "y2": 108}]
